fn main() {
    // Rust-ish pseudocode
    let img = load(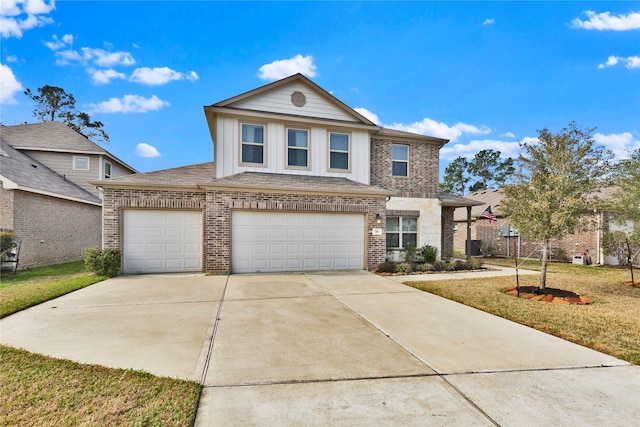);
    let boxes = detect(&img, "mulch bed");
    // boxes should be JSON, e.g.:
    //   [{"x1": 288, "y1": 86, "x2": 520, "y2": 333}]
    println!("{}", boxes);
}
[
  {"x1": 623, "y1": 281, "x2": 640, "y2": 288},
  {"x1": 505, "y1": 286, "x2": 593, "y2": 305}
]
